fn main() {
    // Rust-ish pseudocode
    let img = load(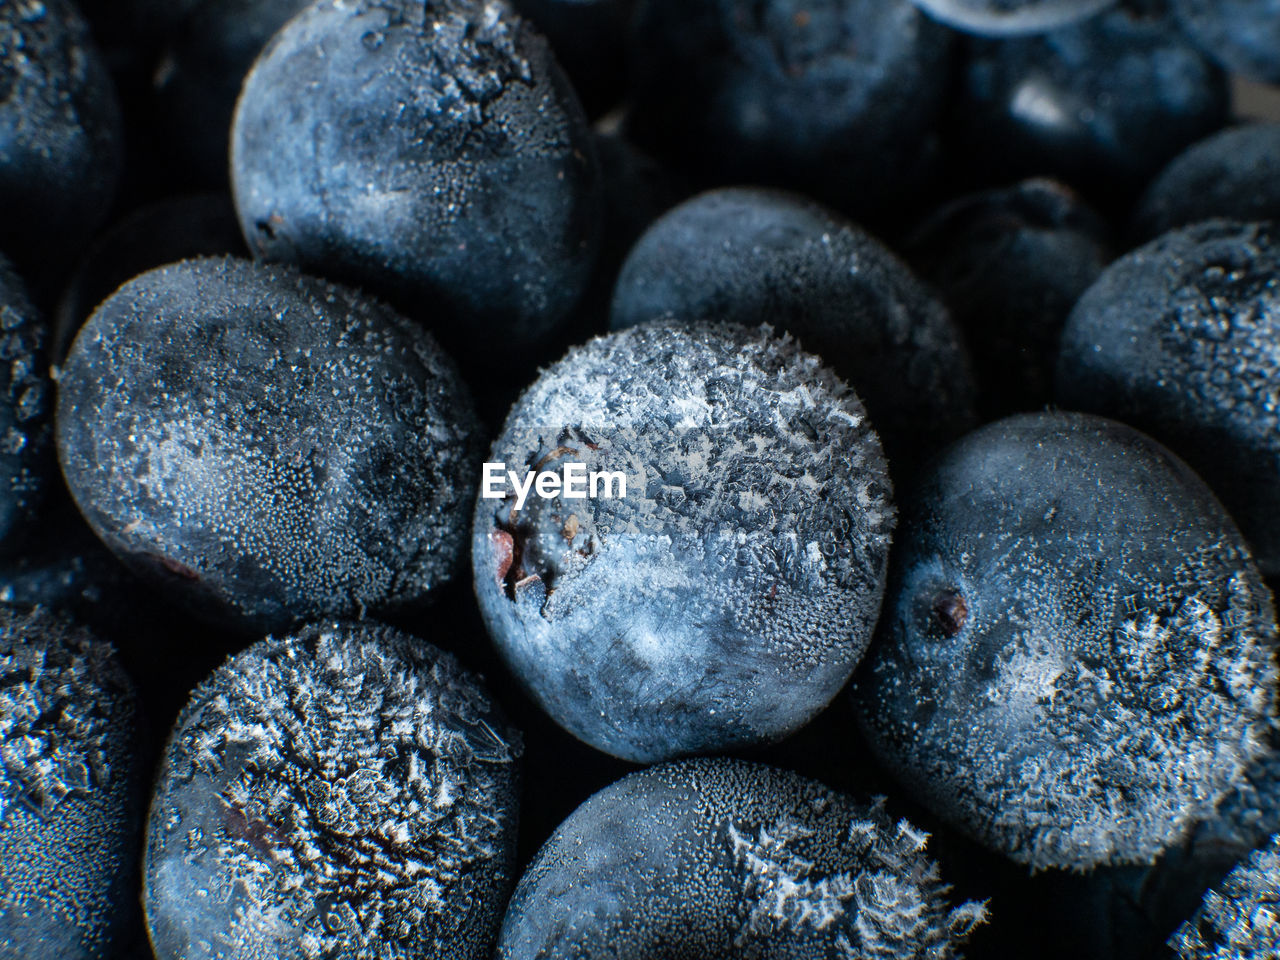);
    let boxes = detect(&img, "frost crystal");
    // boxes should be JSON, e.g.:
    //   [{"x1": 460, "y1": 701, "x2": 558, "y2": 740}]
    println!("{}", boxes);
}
[{"x1": 1171, "y1": 834, "x2": 1280, "y2": 959}]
